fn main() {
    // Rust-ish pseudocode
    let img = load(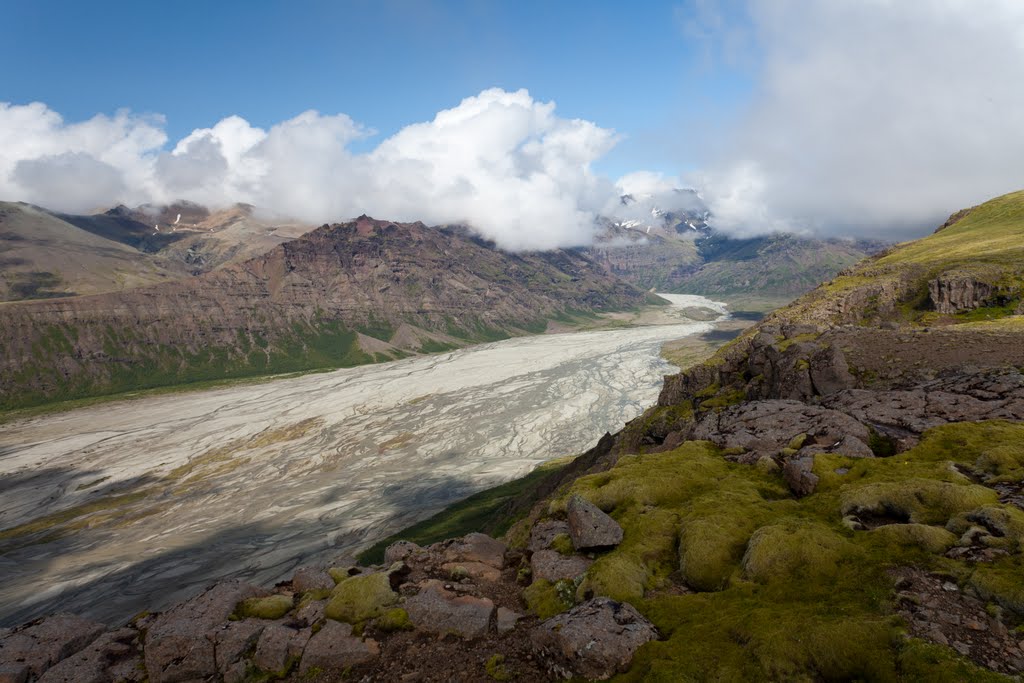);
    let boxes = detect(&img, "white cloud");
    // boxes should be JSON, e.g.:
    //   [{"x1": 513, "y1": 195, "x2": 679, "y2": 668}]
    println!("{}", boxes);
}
[
  {"x1": 692, "y1": 0, "x2": 1024, "y2": 239},
  {"x1": 0, "y1": 89, "x2": 619, "y2": 251}
]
